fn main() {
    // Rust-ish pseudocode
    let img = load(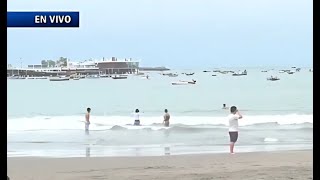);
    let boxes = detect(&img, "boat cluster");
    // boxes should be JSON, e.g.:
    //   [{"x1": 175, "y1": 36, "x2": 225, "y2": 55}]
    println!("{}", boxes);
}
[
  {"x1": 7, "y1": 75, "x2": 47, "y2": 80},
  {"x1": 7, "y1": 66, "x2": 311, "y2": 83},
  {"x1": 7, "y1": 74, "x2": 129, "y2": 81},
  {"x1": 49, "y1": 74, "x2": 129, "y2": 81},
  {"x1": 262, "y1": 67, "x2": 302, "y2": 75}
]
